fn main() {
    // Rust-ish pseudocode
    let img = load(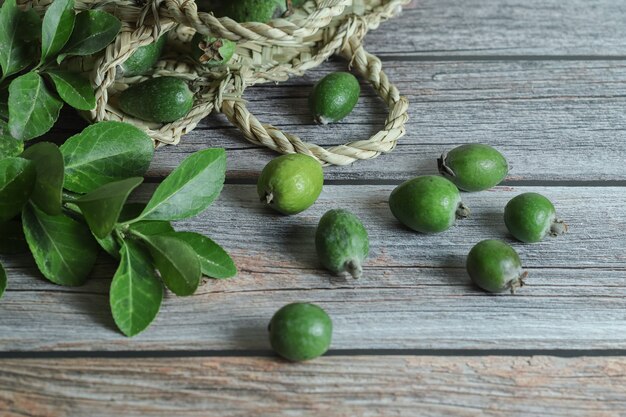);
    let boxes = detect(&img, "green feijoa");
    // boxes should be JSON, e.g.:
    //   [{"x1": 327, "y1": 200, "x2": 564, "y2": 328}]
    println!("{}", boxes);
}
[
  {"x1": 466, "y1": 239, "x2": 527, "y2": 294},
  {"x1": 504, "y1": 192, "x2": 567, "y2": 243},
  {"x1": 215, "y1": 0, "x2": 287, "y2": 23},
  {"x1": 268, "y1": 302, "x2": 332, "y2": 362},
  {"x1": 191, "y1": 33, "x2": 236, "y2": 67},
  {"x1": 118, "y1": 77, "x2": 194, "y2": 123},
  {"x1": 118, "y1": 34, "x2": 167, "y2": 77},
  {"x1": 308, "y1": 72, "x2": 360, "y2": 124},
  {"x1": 389, "y1": 175, "x2": 470, "y2": 234},
  {"x1": 315, "y1": 209, "x2": 369, "y2": 279},
  {"x1": 438, "y1": 144, "x2": 508, "y2": 192},
  {"x1": 257, "y1": 154, "x2": 323, "y2": 215}
]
